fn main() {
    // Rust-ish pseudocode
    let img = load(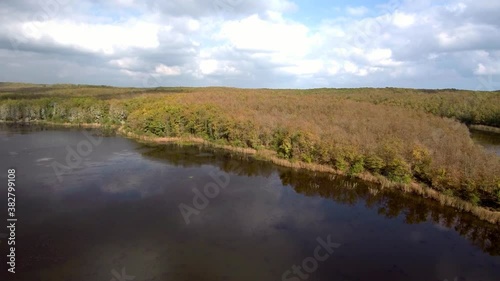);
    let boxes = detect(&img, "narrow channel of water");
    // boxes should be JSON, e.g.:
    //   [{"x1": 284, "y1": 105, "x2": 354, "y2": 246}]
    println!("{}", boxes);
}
[{"x1": 470, "y1": 128, "x2": 500, "y2": 155}]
